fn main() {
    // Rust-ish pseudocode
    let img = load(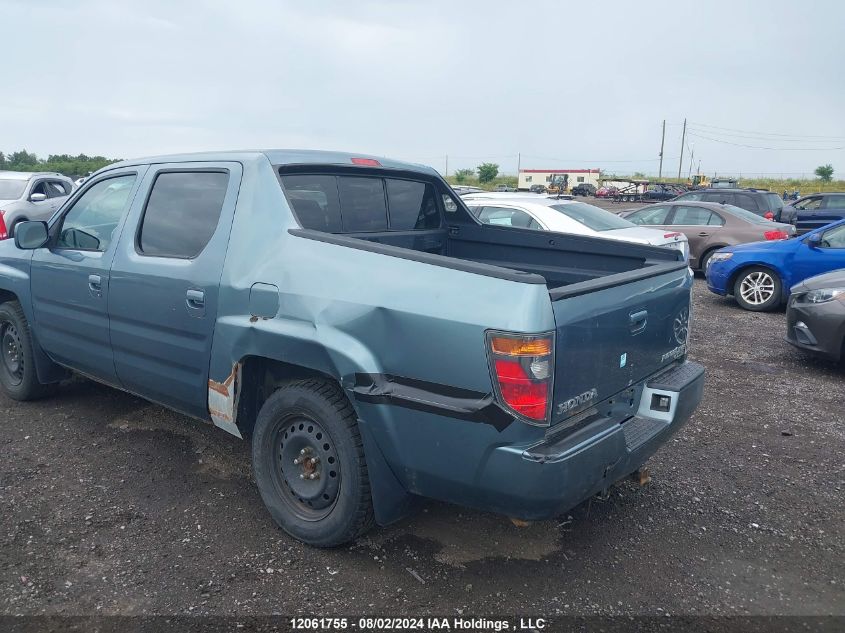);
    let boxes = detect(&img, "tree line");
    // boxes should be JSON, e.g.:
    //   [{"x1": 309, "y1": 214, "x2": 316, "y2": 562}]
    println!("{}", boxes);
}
[{"x1": 0, "y1": 149, "x2": 120, "y2": 178}]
